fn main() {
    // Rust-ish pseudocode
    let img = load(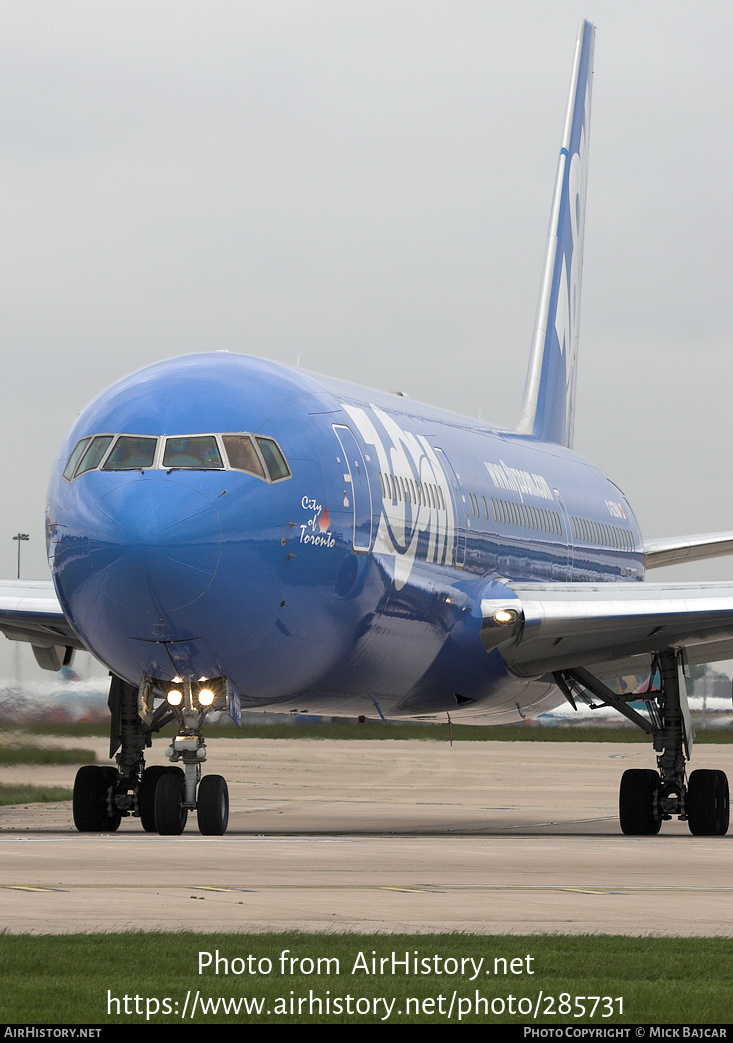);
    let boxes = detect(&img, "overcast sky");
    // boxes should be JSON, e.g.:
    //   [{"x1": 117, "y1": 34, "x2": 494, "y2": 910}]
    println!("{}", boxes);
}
[{"x1": 1, "y1": 0, "x2": 732, "y2": 589}]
